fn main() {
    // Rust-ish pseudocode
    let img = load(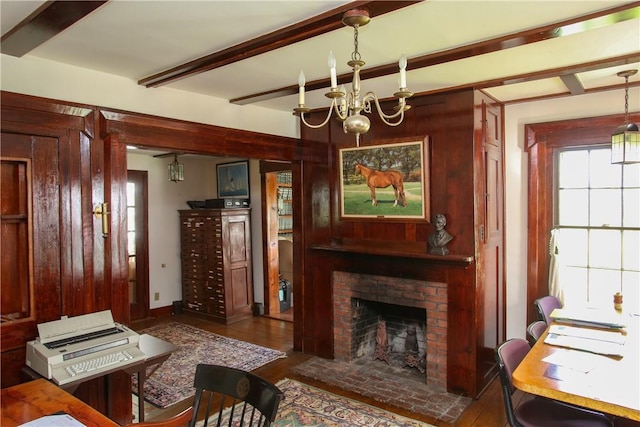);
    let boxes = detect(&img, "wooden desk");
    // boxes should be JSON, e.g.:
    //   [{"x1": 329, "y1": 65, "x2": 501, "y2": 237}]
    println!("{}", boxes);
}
[
  {"x1": 1, "y1": 378, "x2": 119, "y2": 426},
  {"x1": 513, "y1": 316, "x2": 640, "y2": 421},
  {"x1": 125, "y1": 333, "x2": 178, "y2": 422}
]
